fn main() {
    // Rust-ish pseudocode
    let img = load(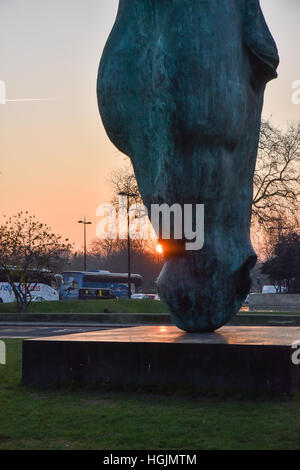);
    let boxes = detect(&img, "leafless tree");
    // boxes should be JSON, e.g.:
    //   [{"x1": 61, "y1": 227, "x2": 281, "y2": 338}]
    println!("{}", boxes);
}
[
  {"x1": 107, "y1": 162, "x2": 158, "y2": 252},
  {"x1": 253, "y1": 120, "x2": 300, "y2": 227},
  {"x1": 89, "y1": 236, "x2": 149, "y2": 259},
  {"x1": 109, "y1": 162, "x2": 143, "y2": 210},
  {"x1": 0, "y1": 212, "x2": 72, "y2": 312}
]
